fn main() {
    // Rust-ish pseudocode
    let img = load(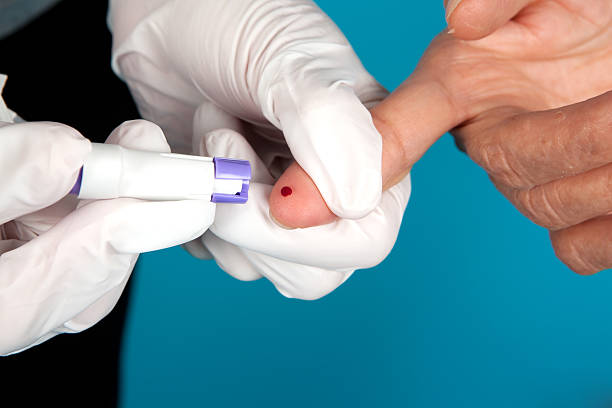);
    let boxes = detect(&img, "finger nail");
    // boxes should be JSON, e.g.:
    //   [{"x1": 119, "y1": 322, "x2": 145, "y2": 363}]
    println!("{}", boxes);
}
[
  {"x1": 447, "y1": 27, "x2": 456, "y2": 34},
  {"x1": 446, "y1": 0, "x2": 463, "y2": 22}
]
